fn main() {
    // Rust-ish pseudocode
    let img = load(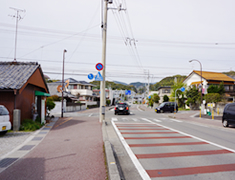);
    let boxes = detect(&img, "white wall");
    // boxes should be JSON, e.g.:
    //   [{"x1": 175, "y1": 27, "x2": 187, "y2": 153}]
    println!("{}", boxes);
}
[{"x1": 49, "y1": 101, "x2": 87, "y2": 115}]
